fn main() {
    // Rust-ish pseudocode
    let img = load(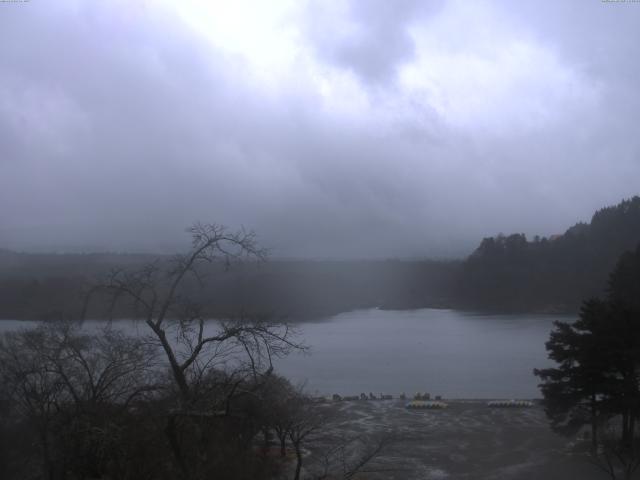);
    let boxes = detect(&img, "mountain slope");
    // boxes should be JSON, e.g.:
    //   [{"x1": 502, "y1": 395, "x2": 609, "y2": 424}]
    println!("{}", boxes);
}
[{"x1": 456, "y1": 196, "x2": 640, "y2": 312}]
